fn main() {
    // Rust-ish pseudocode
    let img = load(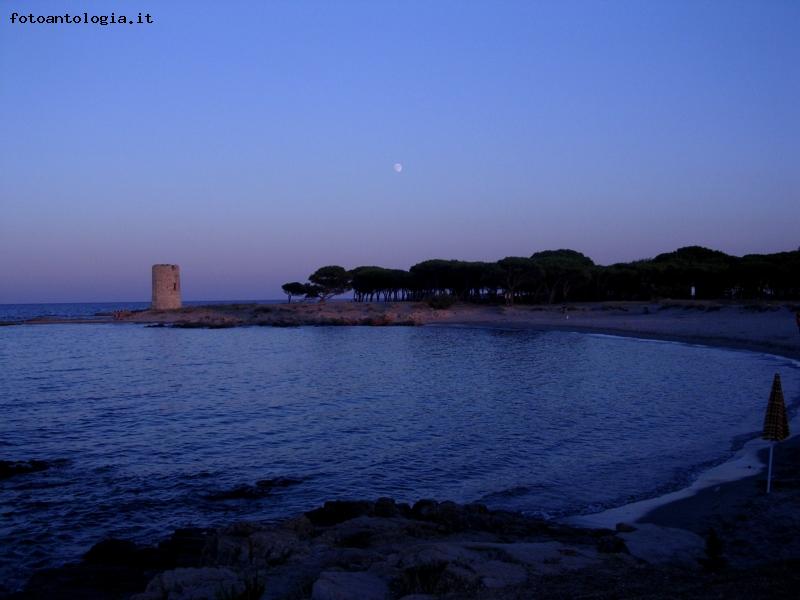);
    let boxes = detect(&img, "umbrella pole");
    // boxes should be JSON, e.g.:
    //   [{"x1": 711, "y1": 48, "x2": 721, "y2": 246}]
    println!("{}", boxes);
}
[{"x1": 766, "y1": 443, "x2": 774, "y2": 494}]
